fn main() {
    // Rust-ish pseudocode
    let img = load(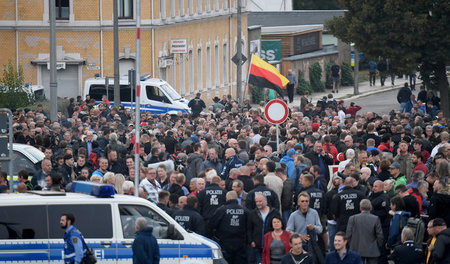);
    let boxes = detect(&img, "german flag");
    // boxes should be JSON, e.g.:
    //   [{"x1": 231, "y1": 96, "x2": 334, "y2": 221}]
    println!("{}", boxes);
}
[{"x1": 248, "y1": 54, "x2": 289, "y2": 98}]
